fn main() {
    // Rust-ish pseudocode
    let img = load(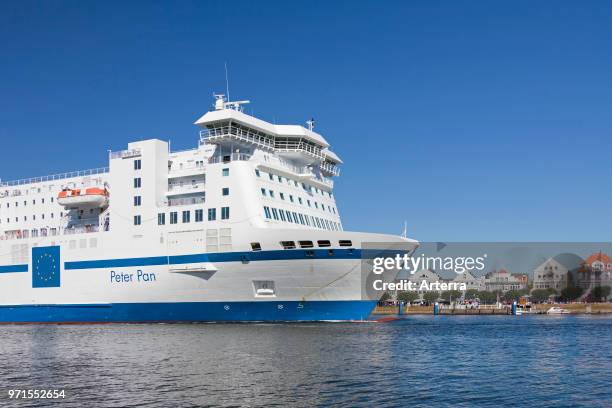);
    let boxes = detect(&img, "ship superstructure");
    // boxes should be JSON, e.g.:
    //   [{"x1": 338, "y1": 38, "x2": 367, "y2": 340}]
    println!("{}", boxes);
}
[{"x1": 0, "y1": 96, "x2": 417, "y2": 322}]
